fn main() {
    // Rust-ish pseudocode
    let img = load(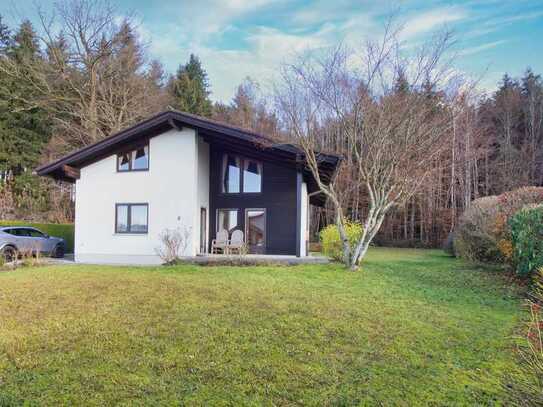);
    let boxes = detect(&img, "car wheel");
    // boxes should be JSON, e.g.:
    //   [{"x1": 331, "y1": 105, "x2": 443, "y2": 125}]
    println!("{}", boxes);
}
[
  {"x1": 2, "y1": 246, "x2": 17, "y2": 263},
  {"x1": 52, "y1": 244, "x2": 65, "y2": 259}
]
